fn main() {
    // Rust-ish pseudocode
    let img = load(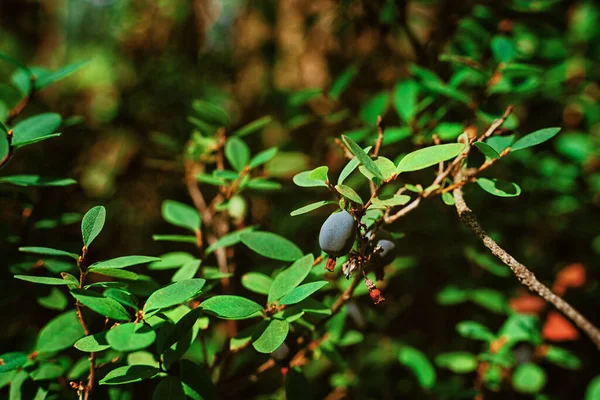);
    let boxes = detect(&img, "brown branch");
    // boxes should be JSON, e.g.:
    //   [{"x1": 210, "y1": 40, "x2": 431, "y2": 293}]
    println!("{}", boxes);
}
[
  {"x1": 373, "y1": 116, "x2": 384, "y2": 157},
  {"x1": 334, "y1": 138, "x2": 353, "y2": 159},
  {"x1": 330, "y1": 274, "x2": 361, "y2": 315},
  {"x1": 0, "y1": 130, "x2": 14, "y2": 170},
  {"x1": 74, "y1": 250, "x2": 97, "y2": 400},
  {"x1": 384, "y1": 196, "x2": 422, "y2": 224},
  {"x1": 452, "y1": 186, "x2": 600, "y2": 349},
  {"x1": 477, "y1": 105, "x2": 513, "y2": 142}
]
